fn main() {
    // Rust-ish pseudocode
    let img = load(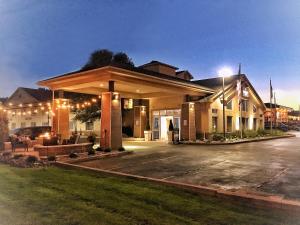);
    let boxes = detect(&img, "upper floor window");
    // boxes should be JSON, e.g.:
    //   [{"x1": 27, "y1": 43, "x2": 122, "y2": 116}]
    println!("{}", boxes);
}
[
  {"x1": 241, "y1": 100, "x2": 248, "y2": 112},
  {"x1": 253, "y1": 105, "x2": 257, "y2": 113},
  {"x1": 123, "y1": 98, "x2": 133, "y2": 109},
  {"x1": 212, "y1": 108, "x2": 218, "y2": 114},
  {"x1": 226, "y1": 100, "x2": 232, "y2": 110}
]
